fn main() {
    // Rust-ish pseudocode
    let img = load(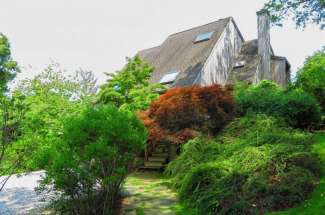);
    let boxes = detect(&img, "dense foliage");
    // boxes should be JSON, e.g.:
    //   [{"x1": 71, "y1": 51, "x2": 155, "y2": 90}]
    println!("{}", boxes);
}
[
  {"x1": 295, "y1": 49, "x2": 325, "y2": 114},
  {"x1": 269, "y1": 133, "x2": 325, "y2": 215},
  {"x1": 97, "y1": 56, "x2": 163, "y2": 112},
  {"x1": 235, "y1": 80, "x2": 321, "y2": 129},
  {"x1": 1, "y1": 65, "x2": 98, "y2": 174},
  {"x1": 166, "y1": 115, "x2": 321, "y2": 214},
  {"x1": 0, "y1": 34, "x2": 21, "y2": 187},
  {"x1": 39, "y1": 105, "x2": 147, "y2": 214},
  {"x1": 138, "y1": 85, "x2": 234, "y2": 151},
  {"x1": 0, "y1": 33, "x2": 19, "y2": 93},
  {"x1": 264, "y1": 0, "x2": 325, "y2": 29}
]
